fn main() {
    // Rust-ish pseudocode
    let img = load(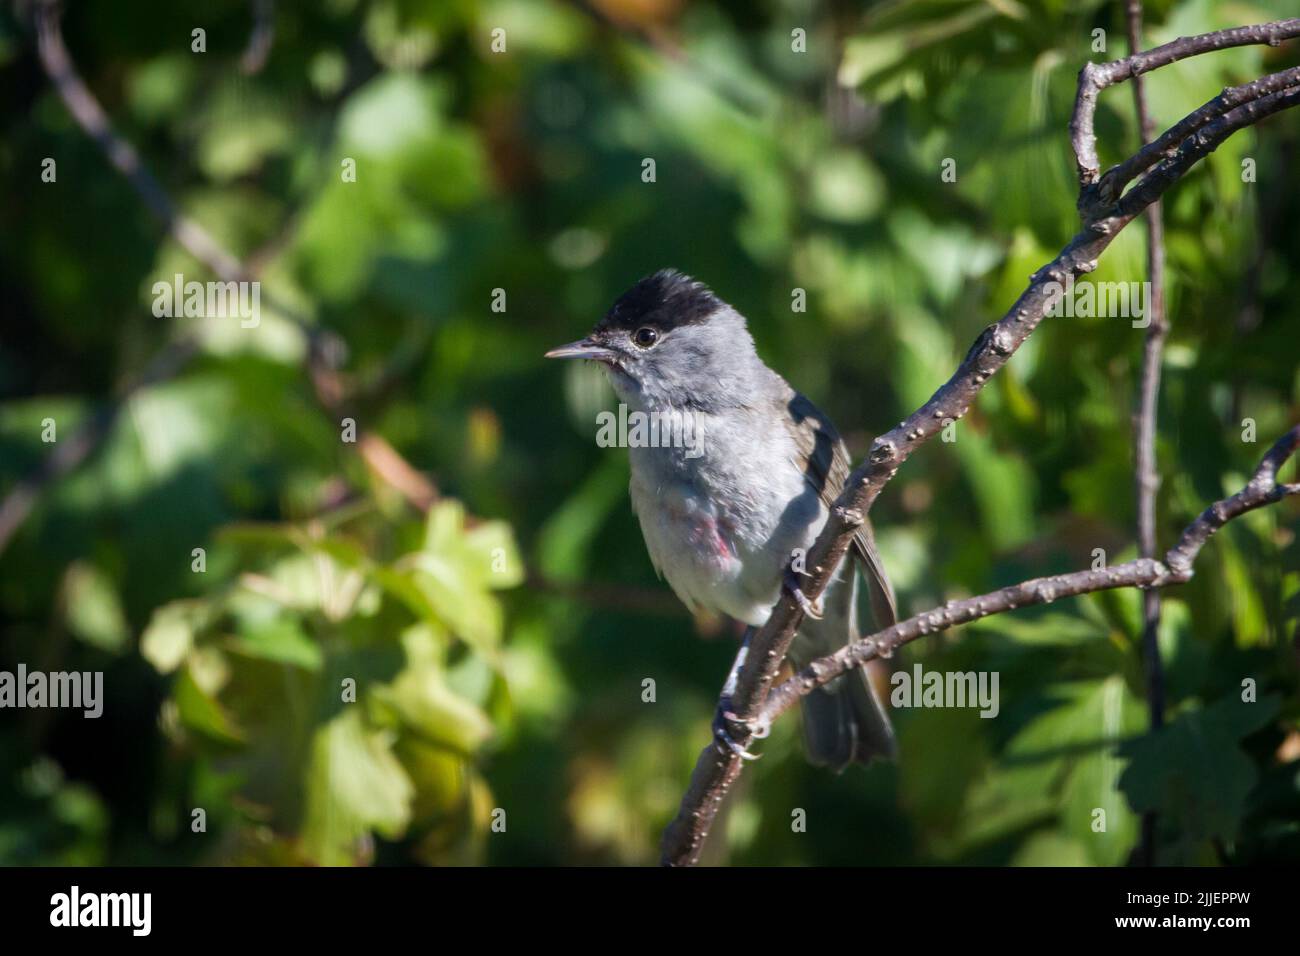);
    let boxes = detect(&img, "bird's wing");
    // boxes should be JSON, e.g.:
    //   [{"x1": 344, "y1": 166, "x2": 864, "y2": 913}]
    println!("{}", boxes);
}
[{"x1": 785, "y1": 391, "x2": 898, "y2": 629}]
